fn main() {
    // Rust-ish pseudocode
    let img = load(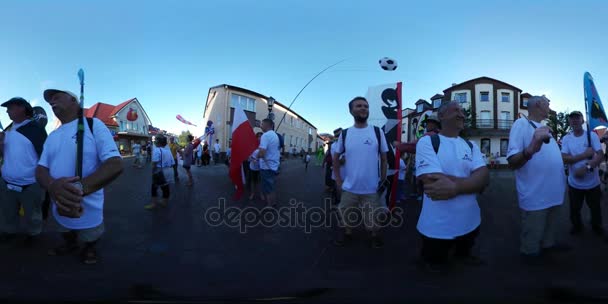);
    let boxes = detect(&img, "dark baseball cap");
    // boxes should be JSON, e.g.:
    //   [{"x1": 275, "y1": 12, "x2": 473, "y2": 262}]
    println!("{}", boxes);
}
[
  {"x1": 569, "y1": 110, "x2": 583, "y2": 117},
  {"x1": 1, "y1": 97, "x2": 34, "y2": 116}
]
